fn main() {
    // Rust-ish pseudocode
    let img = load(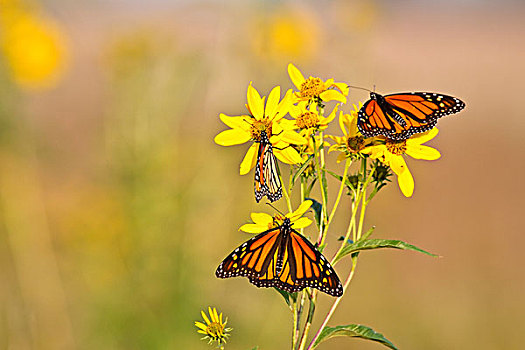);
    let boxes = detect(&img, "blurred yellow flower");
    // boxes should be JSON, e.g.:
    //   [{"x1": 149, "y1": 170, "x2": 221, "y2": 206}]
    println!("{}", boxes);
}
[
  {"x1": 239, "y1": 200, "x2": 313, "y2": 234},
  {"x1": 0, "y1": 9, "x2": 68, "y2": 90},
  {"x1": 250, "y1": 8, "x2": 320, "y2": 62},
  {"x1": 288, "y1": 63, "x2": 349, "y2": 104},
  {"x1": 214, "y1": 84, "x2": 307, "y2": 175},
  {"x1": 195, "y1": 307, "x2": 232, "y2": 347},
  {"x1": 362, "y1": 129, "x2": 441, "y2": 197},
  {"x1": 328, "y1": 103, "x2": 378, "y2": 162}
]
